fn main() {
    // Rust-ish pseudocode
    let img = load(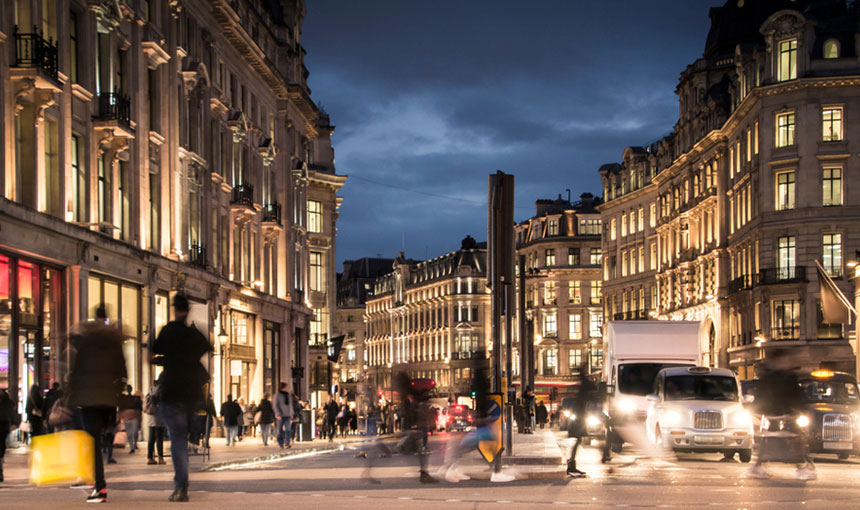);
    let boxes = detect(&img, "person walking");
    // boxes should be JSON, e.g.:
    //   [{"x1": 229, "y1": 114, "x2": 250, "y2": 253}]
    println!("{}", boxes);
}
[
  {"x1": 220, "y1": 395, "x2": 242, "y2": 446},
  {"x1": 274, "y1": 383, "x2": 293, "y2": 448},
  {"x1": 257, "y1": 394, "x2": 275, "y2": 446},
  {"x1": 118, "y1": 385, "x2": 142, "y2": 454},
  {"x1": 522, "y1": 387, "x2": 536, "y2": 434},
  {"x1": 566, "y1": 371, "x2": 596, "y2": 477},
  {"x1": 26, "y1": 384, "x2": 45, "y2": 439},
  {"x1": 144, "y1": 383, "x2": 166, "y2": 465},
  {"x1": 0, "y1": 388, "x2": 19, "y2": 483},
  {"x1": 246, "y1": 401, "x2": 258, "y2": 438},
  {"x1": 324, "y1": 396, "x2": 339, "y2": 442},
  {"x1": 151, "y1": 294, "x2": 212, "y2": 503},
  {"x1": 536, "y1": 400, "x2": 548, "y2": 430},
  {"x1": 290, "y1": 393, "x2": 303, "y2": 443},
  {"x1": 66, "y1": 305, "x2": 127, "y2": 503},
  {"x1": 236, "y1": 398, "x2": 247, "y2": 442},
  {"x1": 42, "y1": 382, "x2": 63, "y2": 434}
]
